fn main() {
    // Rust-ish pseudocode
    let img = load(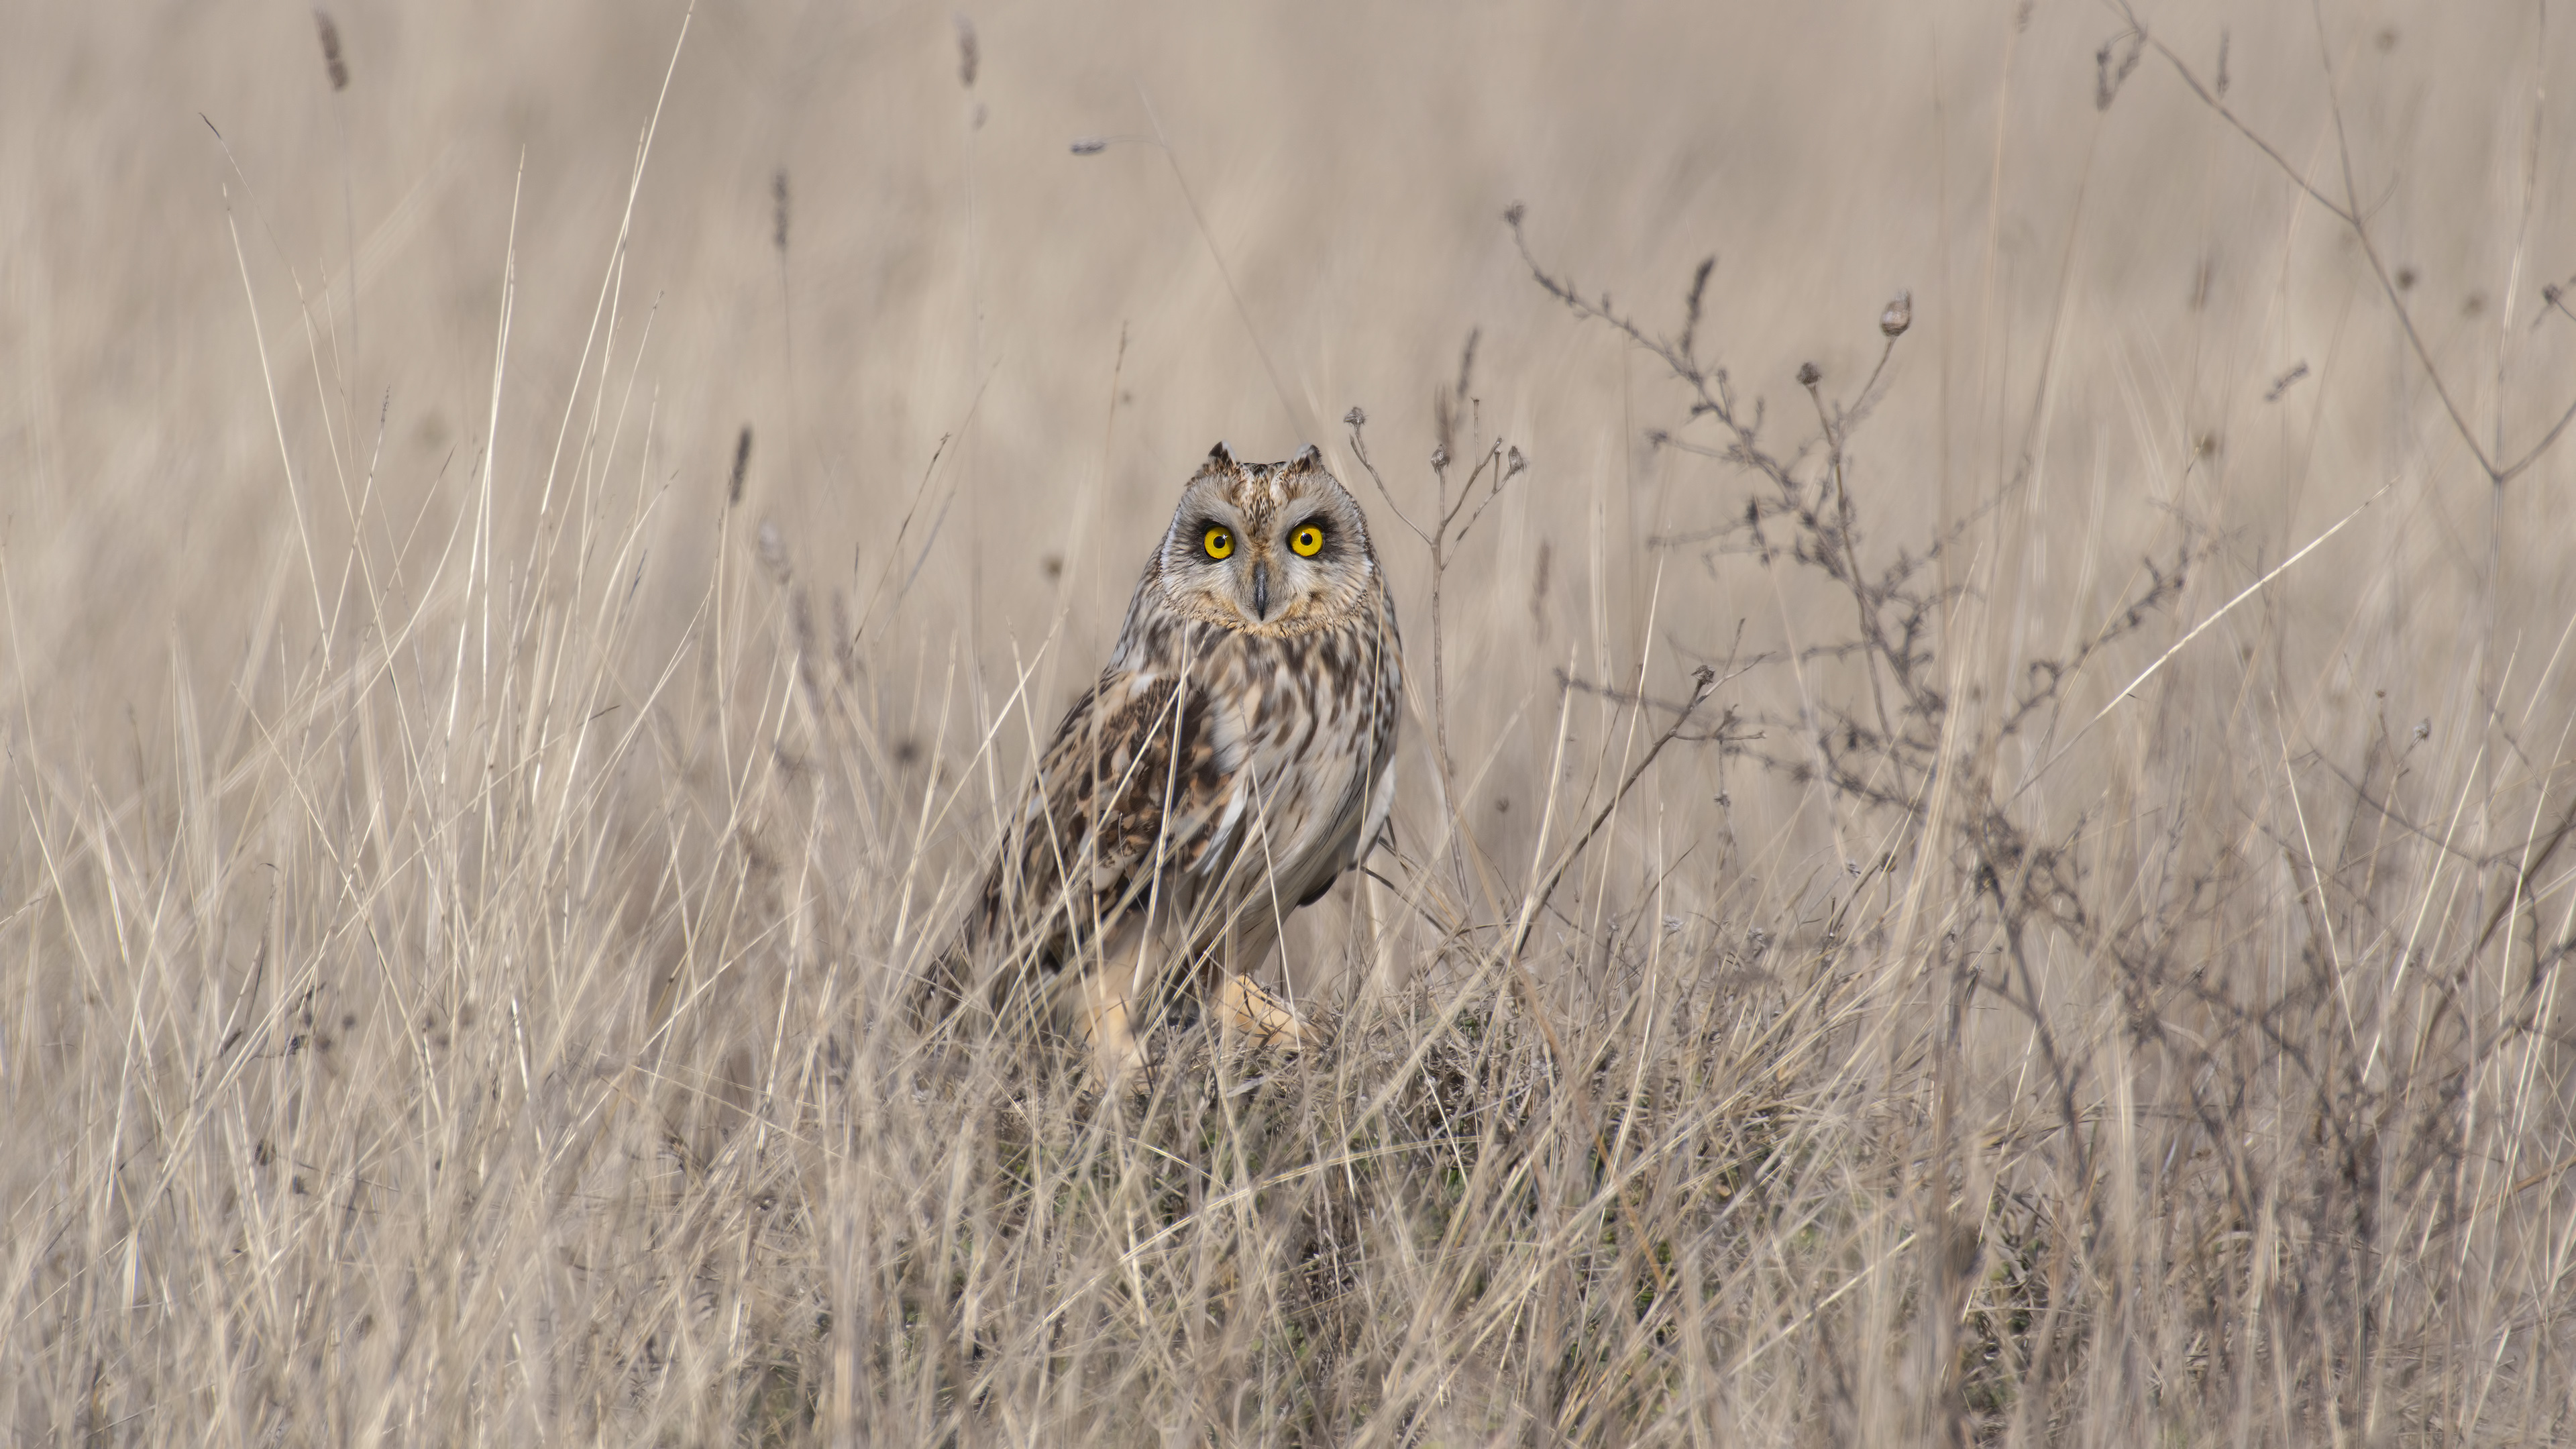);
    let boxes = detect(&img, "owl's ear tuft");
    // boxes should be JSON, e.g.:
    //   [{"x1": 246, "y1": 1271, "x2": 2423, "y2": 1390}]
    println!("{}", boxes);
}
[
  {"x1": 1204, "y1": 441, "x2": 1236, "y2": 470},
  {"x1": 1289, "y1": 443, "x2": 1324, "y2": 470}
]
